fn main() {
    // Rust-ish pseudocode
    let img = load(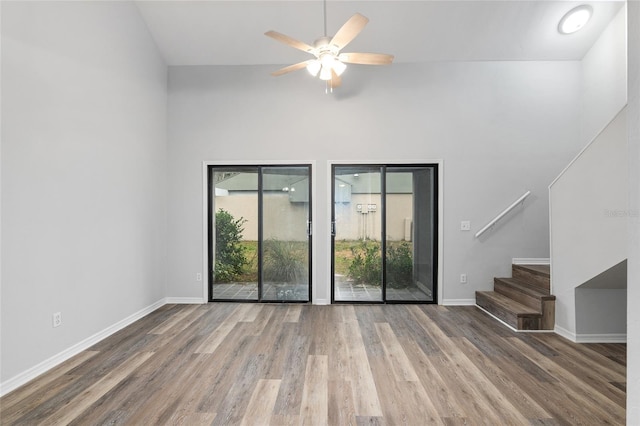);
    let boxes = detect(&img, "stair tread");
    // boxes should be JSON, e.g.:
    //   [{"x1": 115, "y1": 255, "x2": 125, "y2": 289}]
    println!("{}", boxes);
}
[
  {"x1": 476, "y1": 291, "x2": 541, "y2": 316},
  {"x1": 495, "y1": 277, "x2": 555, "y2": 299},
  {"x1": 513, "y1": 264, "x2": 550, "y2": 278}
]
